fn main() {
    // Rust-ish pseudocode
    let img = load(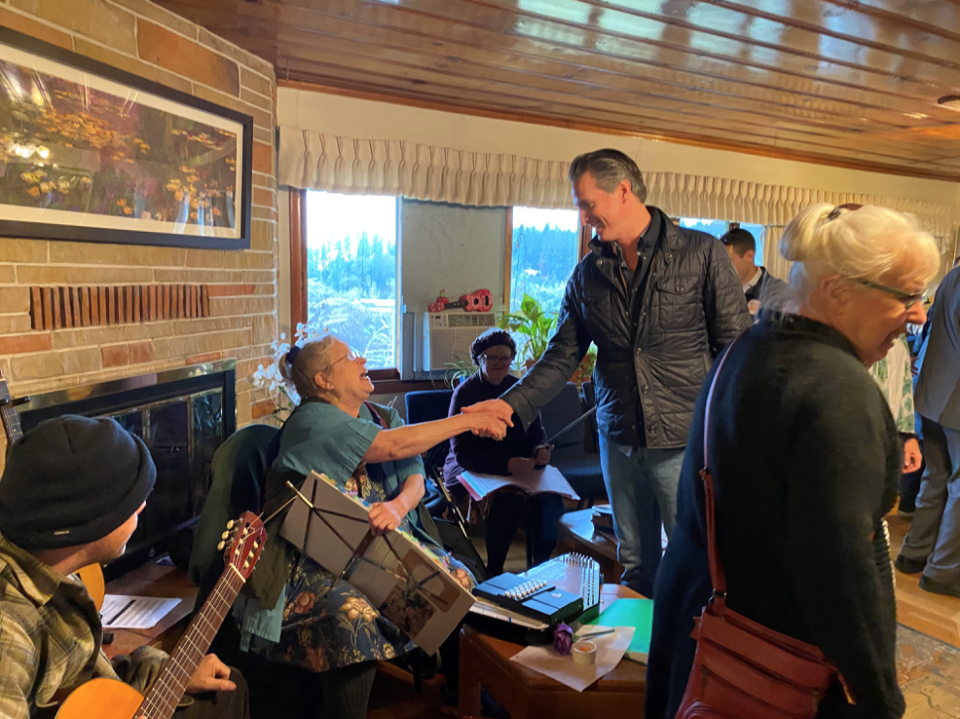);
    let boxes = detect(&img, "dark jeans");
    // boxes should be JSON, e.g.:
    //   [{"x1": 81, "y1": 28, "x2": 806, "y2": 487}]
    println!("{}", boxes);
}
[{"x1": 176, "y1": 668, "x2": 250, "y2": 719}]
